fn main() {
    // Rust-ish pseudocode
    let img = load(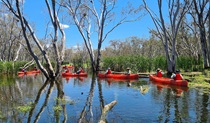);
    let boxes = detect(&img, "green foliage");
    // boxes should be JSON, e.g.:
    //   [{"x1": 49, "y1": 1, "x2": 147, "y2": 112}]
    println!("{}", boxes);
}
[
  {"x1": 16, "y1": 102, "x2": 34, "y2": 113},
  {"x1": 0, "y1": 75, "x2": 15, "y2": 86},
  {"x1": 14, "y1": 61, "x2": 28, "y2": 70},
  {"x1": 0, "y1": 61, "x2": 35, "y2": 75},
  {"x1": 5, "y1": 62, "x2": 14, "y2": 74},
  {"x1": 102, "y1": 55, "x2": 167, "y2": 73},
  {"x1": 53, "y1": 105, "x2": 63, "y2": 112},
  {"x1": 0, "y1": 62, "x2": 6, "y2": 74},
  {"x1": 152, "y1": 56, "x2": 167, "y2": 71},
  {"x1": 177, "y1": 56, "x2": 203, "y2": 72},
  {"x1": 102, "y1": 55, "x2": 203, "y2": 72}
]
